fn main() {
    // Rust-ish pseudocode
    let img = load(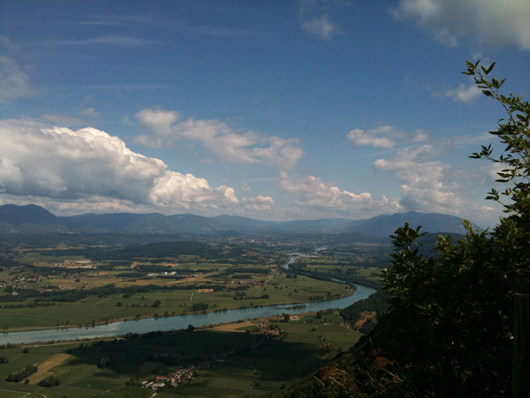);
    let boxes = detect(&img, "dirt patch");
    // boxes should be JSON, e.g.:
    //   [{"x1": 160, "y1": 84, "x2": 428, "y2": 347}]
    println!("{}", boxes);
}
[
  {"x1": 213, "y1": 321, "x2": 254, "y2": 332},
  {"x1": 24, "y1": 353, "x2": 70, "y2": 385},
  {"x1": 197, "y1": 289, "x2": 214, "y2": 293},
  {"x1": 354, "y1": 311, "x2": 376, "y2": 329}
]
